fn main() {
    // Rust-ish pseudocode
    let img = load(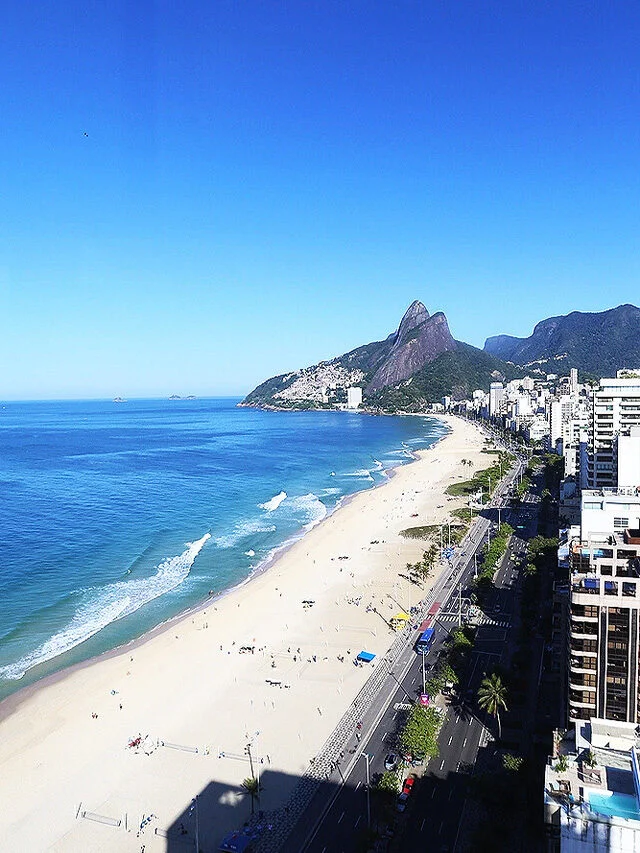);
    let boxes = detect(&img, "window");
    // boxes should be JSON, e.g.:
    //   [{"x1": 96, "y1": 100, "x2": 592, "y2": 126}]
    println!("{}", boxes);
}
[{"x1": 614, "y1": 518, "x2": 630, "y2": 529}]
